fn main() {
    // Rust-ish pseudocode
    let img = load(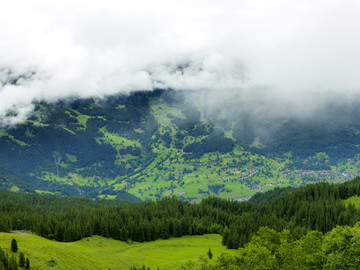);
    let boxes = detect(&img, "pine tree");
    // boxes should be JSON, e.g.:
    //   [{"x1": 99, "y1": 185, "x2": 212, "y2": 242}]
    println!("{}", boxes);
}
[
  {"x1": 207, "y1": 248, "x2": 213, "y2": 259},
  {"x1": 54, "y1": 224, "x2": 64, "y2": 242},
  {"x1": 11, "y1": 239, "x2": 18, "y2": 253},
  {"x1": 18, "y1": 252, "x2": 25, "y2": 267},
  {"x1": 160, "y1": 222, "x2": 170, "y2": 239},
  {"x1": 0, "y1": 247, "x2": 5, "y2": 266},
  {"x1": 120, "y1": 228, "x2": 128, "y2": 242},
  {"x1": 10, "y1": 254, "x2": 18, "y2": 270},
  {"x1": 63, "y1": 228, "x2": 72, "y2": 242},
  {"x1": 222, "y1": 227, "x2": 229, "y2": 246},
  {"x1": 144, "y1": 222, "x2": 152, "y2": 242},
  {"x1": 25, "y1": 258, "x2": 30, "y2": 269},
  {"x1": 4, "y1": 253, "x2": 8, "y2": 268}
]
